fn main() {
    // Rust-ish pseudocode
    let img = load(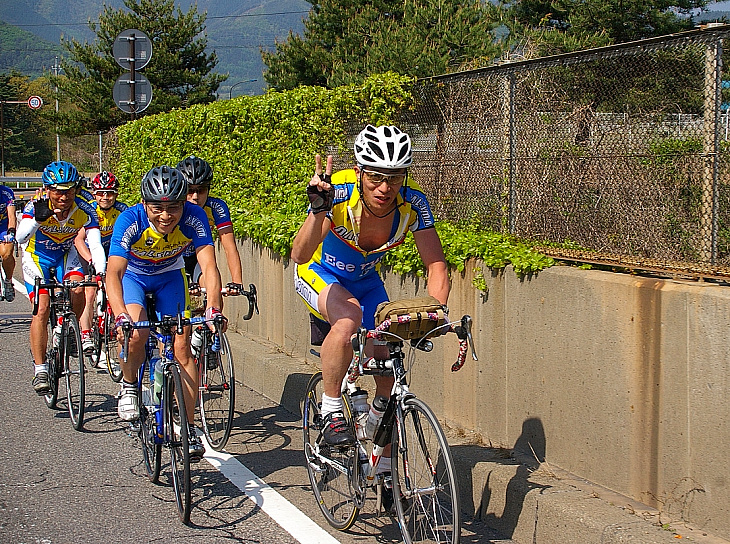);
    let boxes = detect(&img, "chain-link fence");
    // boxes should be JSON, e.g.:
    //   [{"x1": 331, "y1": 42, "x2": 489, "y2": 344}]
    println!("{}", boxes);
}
[{"x1": 381, "y1": 25, "x2": 730, "y2": 279}]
